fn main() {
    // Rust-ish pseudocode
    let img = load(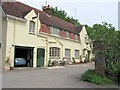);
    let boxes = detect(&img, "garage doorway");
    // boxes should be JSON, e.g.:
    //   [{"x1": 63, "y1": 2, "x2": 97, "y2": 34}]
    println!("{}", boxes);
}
[
  {"x1": 37, "y1": 48, "x2": 45, "y2": 67},
  {"x1": 14, "y1": 46, "x2": 34, "y2": 67}
]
